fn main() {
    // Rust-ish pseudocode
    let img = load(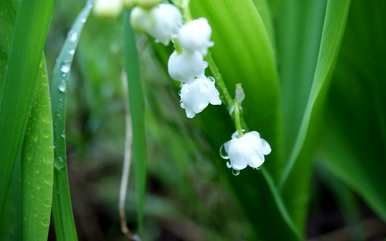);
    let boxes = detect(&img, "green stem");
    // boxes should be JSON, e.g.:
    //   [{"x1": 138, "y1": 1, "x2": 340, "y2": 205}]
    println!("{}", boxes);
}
[
  {"x1": 180, "y1": 3, "x2": 245, "y2": 136},
  {"x1": 206, "y1": 53, "x2": 244, "y2": 135},
  {"x1": 234, "y1": 104, "x2": 243, "y2": 135},
  {"x1": 206, "y1": 53, "x2": 233, "y2": 108}
]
